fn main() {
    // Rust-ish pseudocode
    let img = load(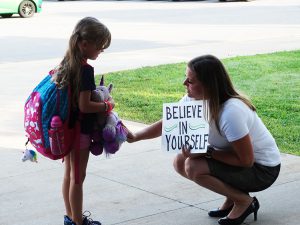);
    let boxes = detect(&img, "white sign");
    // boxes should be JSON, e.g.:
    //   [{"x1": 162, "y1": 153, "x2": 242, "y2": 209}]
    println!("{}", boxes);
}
[{"x1": 162, "y1": 101, "x2": 209, "y2": 153}]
